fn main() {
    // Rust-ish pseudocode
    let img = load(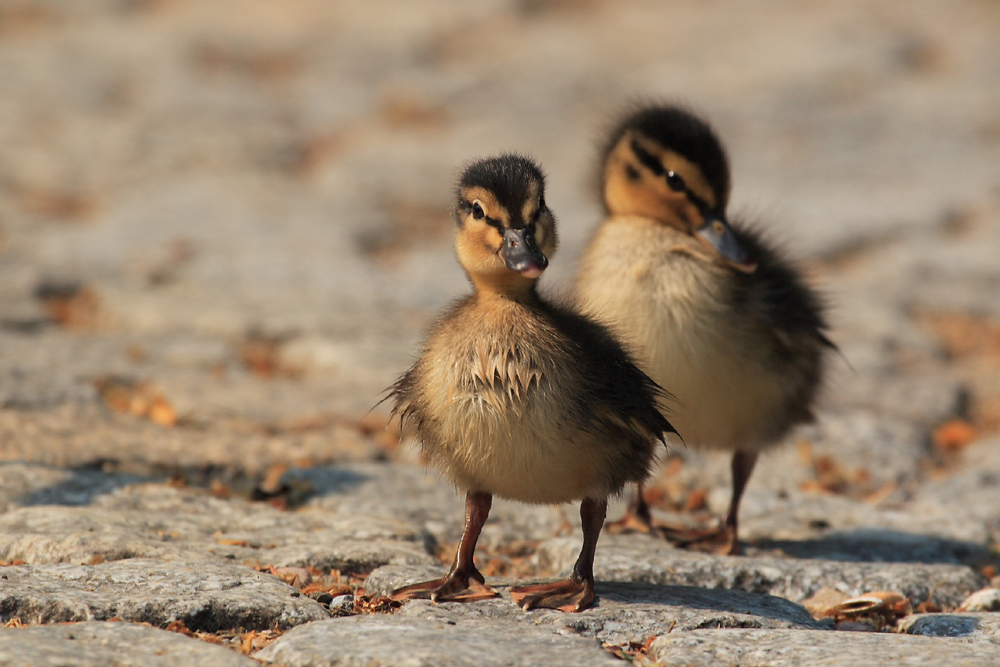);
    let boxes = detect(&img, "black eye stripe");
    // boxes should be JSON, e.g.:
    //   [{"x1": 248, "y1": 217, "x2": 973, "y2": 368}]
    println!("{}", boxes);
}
[
  {"x1": 629, "y1": 139, "x2": 665, "y2": 176},
  {"x1": 462, "y1": 199, "x2": 504, "y2": 230}
]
